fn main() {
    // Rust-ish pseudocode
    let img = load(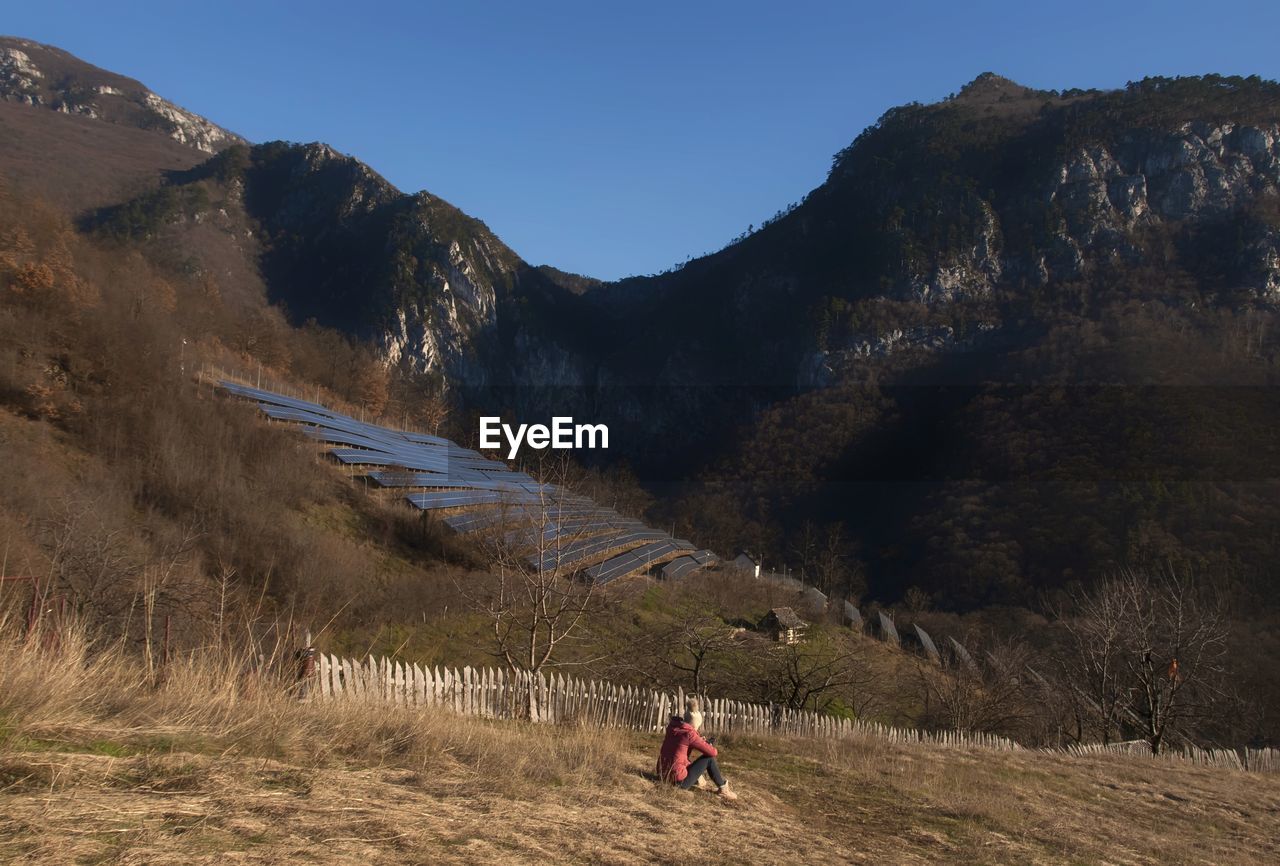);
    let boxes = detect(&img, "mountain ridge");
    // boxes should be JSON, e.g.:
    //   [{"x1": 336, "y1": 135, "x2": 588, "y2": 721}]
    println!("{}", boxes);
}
[
  {"x1": 4, "y1": 41, "x2": 1280, "y2": 613},
  {"x1": 0, "y1": 35, "x2": 242, "y2": 153}
]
